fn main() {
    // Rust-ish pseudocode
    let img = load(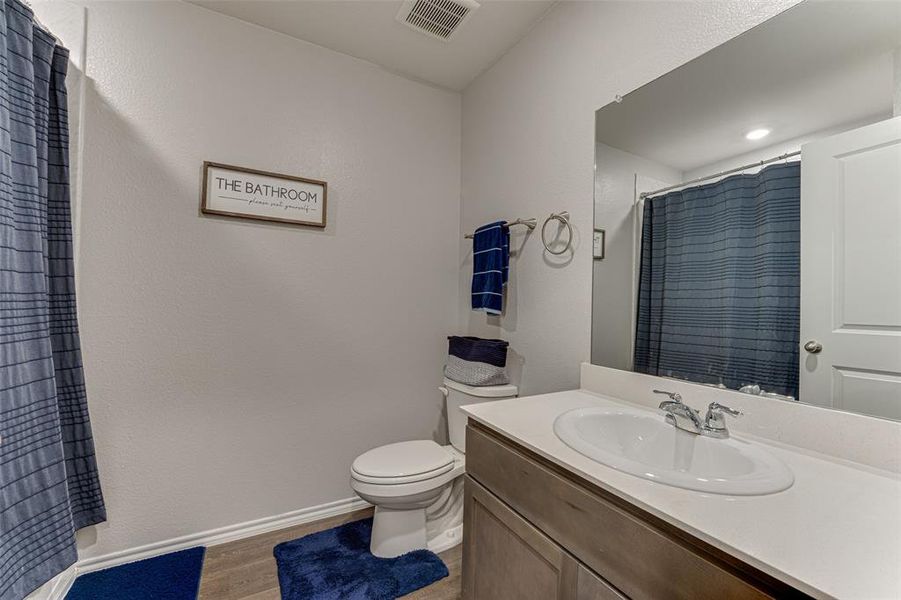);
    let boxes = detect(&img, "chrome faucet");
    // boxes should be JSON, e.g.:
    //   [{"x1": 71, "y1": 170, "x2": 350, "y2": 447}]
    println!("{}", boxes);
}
[
  {"x1": 654, "y1": 390, "x2": 743, "y2": 438},
  {"x1": 654, "y1": 390, "x2": 703, "y2": 434},
  {"x1": 703, "y1": 402, "x2": 743, "y2": 438}
]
